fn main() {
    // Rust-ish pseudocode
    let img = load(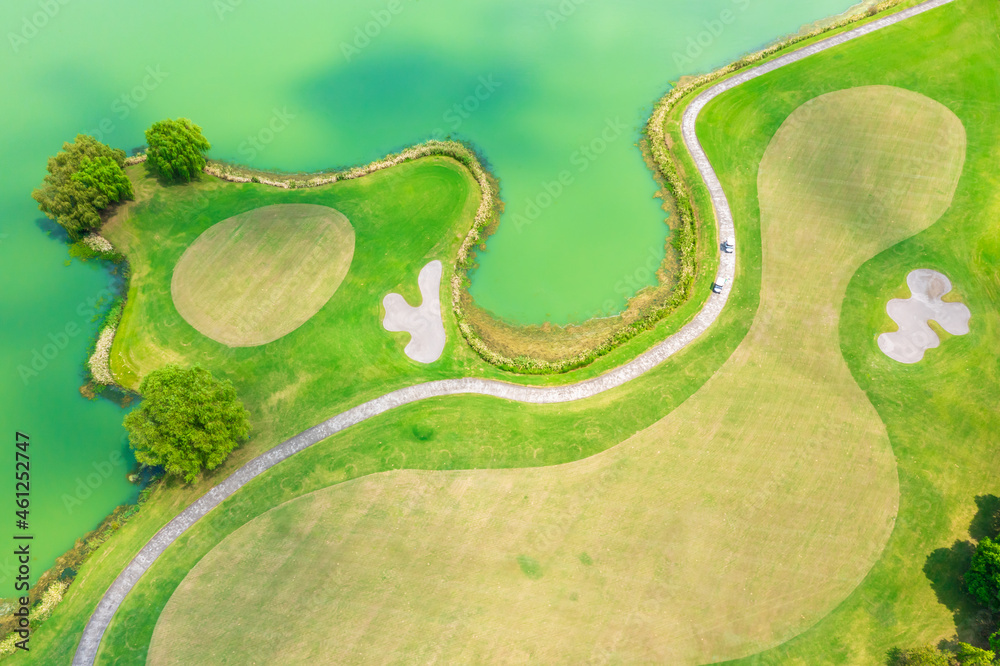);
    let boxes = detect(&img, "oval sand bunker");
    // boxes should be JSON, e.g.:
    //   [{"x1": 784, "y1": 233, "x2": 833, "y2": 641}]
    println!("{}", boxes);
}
[
  {"x1": 171, "y1": 203, "x2": 355, "y2": 347},
  {"x1": 878, "y1": 269, "x2": 970, "y2": 364}
]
